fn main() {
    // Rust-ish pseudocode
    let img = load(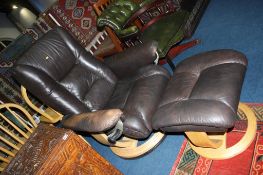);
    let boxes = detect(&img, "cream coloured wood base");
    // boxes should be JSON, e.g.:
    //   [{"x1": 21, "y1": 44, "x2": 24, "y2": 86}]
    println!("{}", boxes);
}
[
  {"x1": 185, "y1": 103, "x2": 257, "y2": 160},
  {"x1": 93, "y1": 132, "x2": 165, "y2": 159},
  {"x1": 21, "y1": 86, "x2": 63, "y2": 123}
]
